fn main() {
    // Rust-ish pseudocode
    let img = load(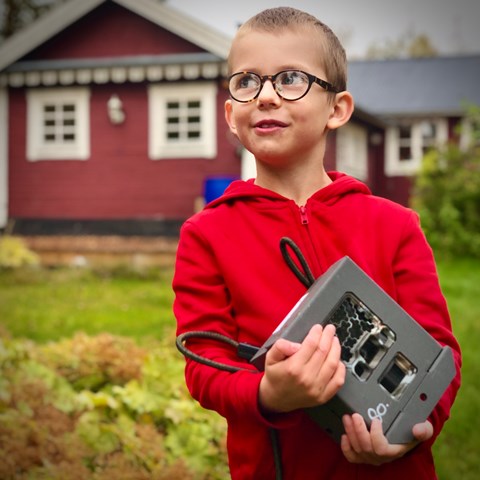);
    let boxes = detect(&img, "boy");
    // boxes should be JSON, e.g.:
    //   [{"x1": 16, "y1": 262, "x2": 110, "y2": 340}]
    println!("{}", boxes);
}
[{"x1": 173, "y1": 7, "x2": 461, "y2": 480}]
